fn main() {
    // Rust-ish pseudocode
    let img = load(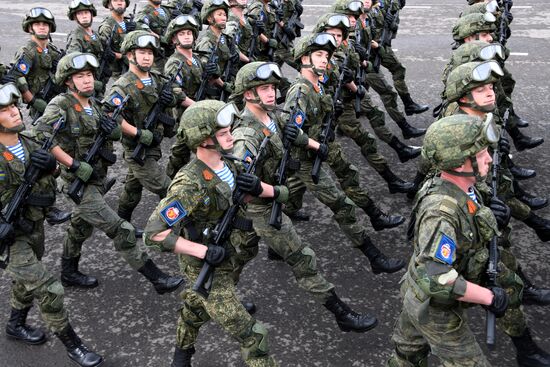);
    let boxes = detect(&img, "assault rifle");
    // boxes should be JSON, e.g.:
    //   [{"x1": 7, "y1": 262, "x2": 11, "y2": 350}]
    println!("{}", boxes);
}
[
  {"x1": 128, "y1": 4, "x2": 137, "y2": 23},
  {"x1": 247, "y1": 18, "x2": 260, "y2": 62},
  {"x1": 499, "y1": 0, "x2": 512, "y2": 46},
  {"x1": 311, "y1": 54, "x2": 348, "y2": 184},
  {"x1": 193, "y1": 136, "x2": 270, "y2": 298},
  {"x1": 267, "y1": 0, "x2": 283, "y2": 61},
  {"x1": 30, "y1": 50, "x2": 66, "y2": 126},
  {"x1": 486, "y1": 110, "x2": 507, "y2": 349},
  {"x1": 195, "y1": 41, "x2": 220, "y2": 101},
  {"x1": 220, "y1": 33, "x2": 240, "y2": 102},
  {"x1": 372, "y1": 0, "x2": 397, "y2": 73},
  {"x1": 130, "y1": 61, "x2": 184, "y2": 165},
  {"x1": 353, "y1": 22, "x2": 371, "y2": 118},
  {"x1": 97, "y1": 25, "x2": 118, "y2": 82},
  {"x1": 278, "y1": 8, "x2": 304, "y2": 48},
  {"x1": 269, "y1": 87, "x2": 302, "y2": 229},
  {"x1": 67, "y1": 96, "x2": 129, "y2": 204}
]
